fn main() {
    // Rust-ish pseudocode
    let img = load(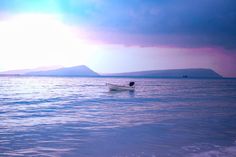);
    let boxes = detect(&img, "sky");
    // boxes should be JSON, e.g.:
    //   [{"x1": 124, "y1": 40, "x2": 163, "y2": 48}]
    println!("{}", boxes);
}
[{"x1": 0, "y1": 0, "x2": 236, "y2": 77}]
